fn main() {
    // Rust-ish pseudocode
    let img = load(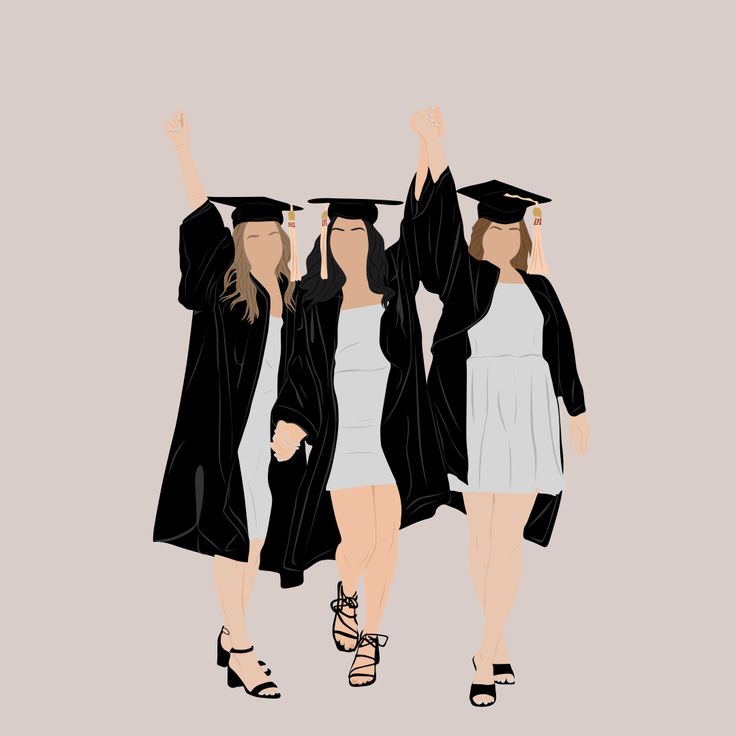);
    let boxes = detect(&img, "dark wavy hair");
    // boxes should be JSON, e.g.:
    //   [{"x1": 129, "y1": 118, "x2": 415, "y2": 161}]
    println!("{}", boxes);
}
[{"x1": 299, "y1": 219, "x2": 396, "y2": 307}]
